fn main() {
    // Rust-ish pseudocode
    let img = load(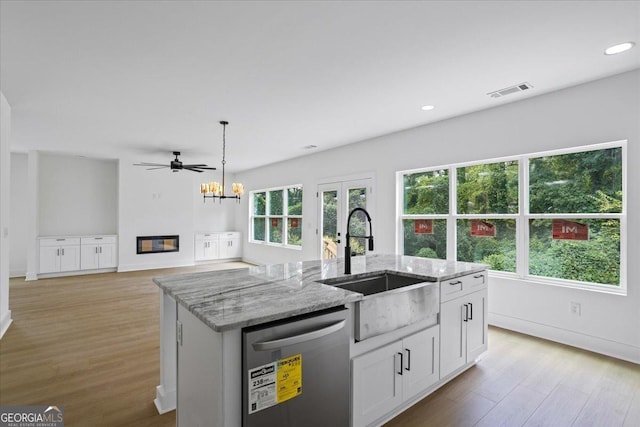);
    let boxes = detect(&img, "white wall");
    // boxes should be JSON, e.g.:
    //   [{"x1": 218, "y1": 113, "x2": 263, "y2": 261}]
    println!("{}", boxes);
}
[
  {"x1": 9, "y1": 152, "x2": 27, "y2": 277},
  {"x1": 38, "y1": 153, "x2": 118, "y2": 236},
  {"x1": 235, "y1": 70, "x2": 640, "y2": 362},
  {"x1": 117, "y1": 160, "x2": 236, "y2": 272},
  {"x1": 0, "y1": 92, "x2": 13, "y2": 338}
]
